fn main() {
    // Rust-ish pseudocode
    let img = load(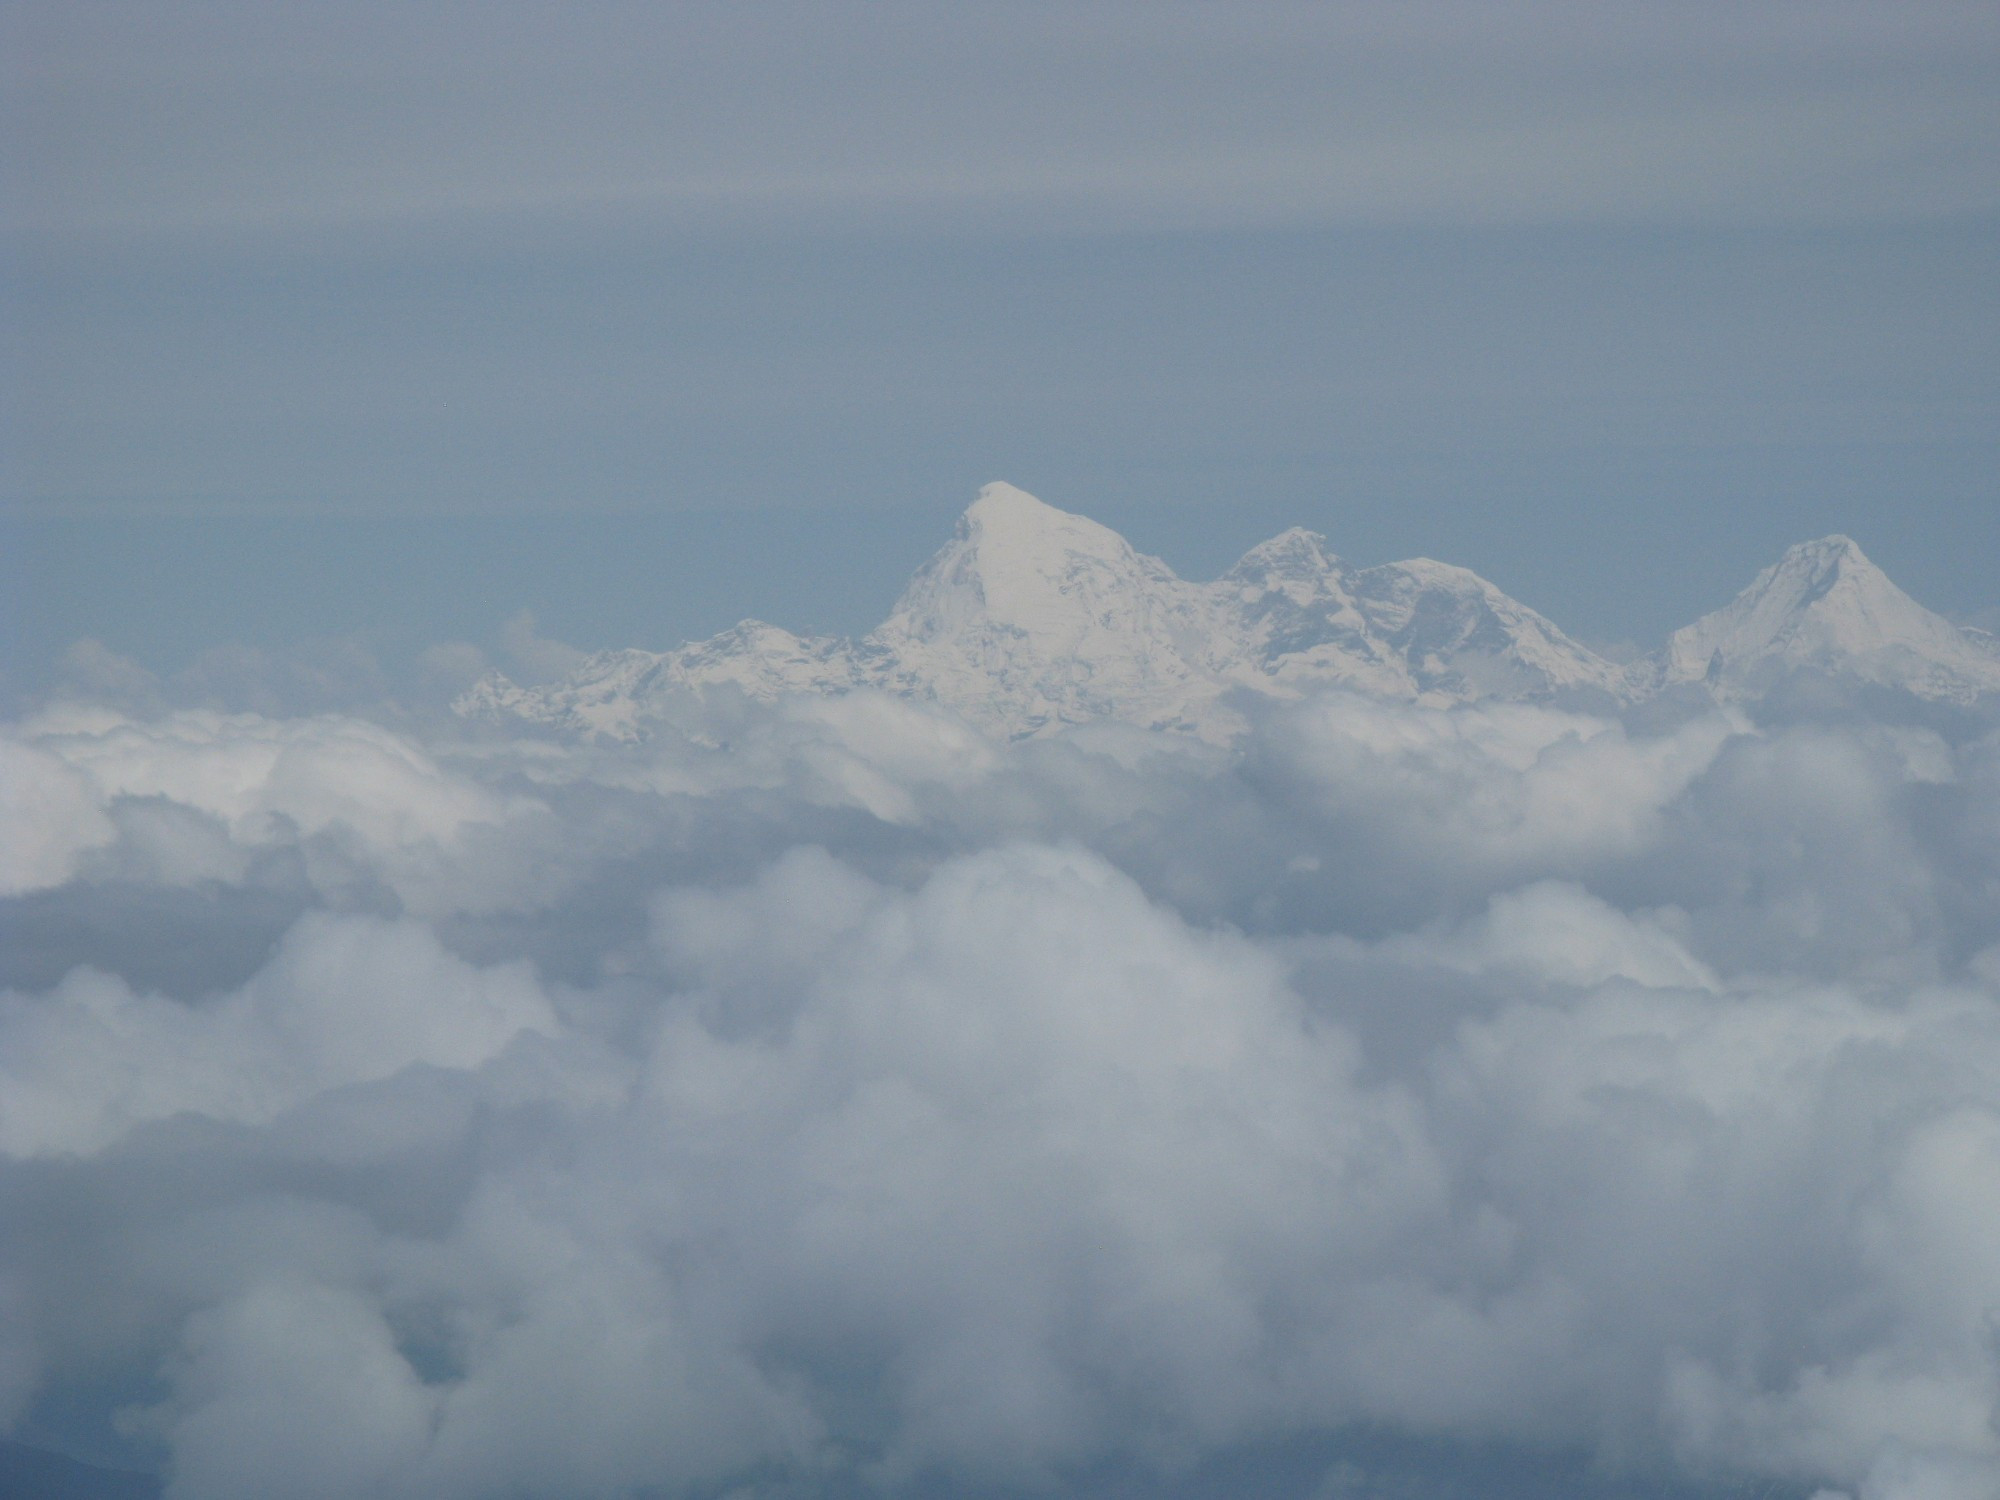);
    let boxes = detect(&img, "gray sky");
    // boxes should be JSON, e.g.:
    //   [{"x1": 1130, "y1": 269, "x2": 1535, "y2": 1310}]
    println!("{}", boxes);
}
[
  {"x1": 5, "y1": 1, "x2": 1998, "y2": 683},
  {"x1": 14, "y1": 1, "x2": 1999, "y2": 237}
]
